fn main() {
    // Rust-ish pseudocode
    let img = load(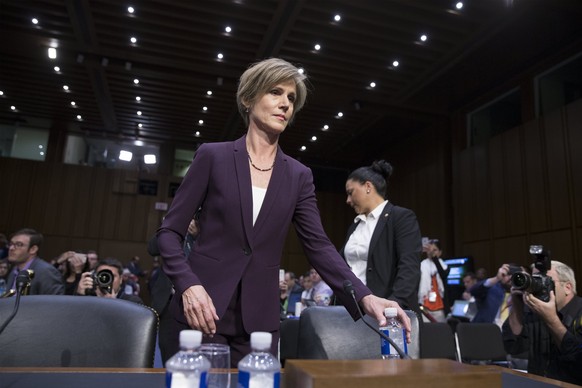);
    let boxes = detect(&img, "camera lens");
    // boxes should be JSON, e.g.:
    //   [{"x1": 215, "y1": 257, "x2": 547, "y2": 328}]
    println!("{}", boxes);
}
[
  {"x1": 96, "y1": 269, "x2": 113, "y2": 287},
  {"x1": 511, "y1": 272, "x2": 530, "y2": 290}
]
